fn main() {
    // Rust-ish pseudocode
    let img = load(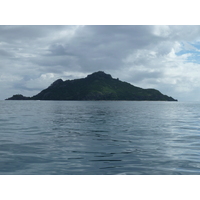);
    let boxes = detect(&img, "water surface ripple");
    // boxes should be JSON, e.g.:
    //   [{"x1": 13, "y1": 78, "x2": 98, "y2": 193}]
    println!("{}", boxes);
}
[{"x1": 1, "y1": 101, "x2": 200, "y2": 174}]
